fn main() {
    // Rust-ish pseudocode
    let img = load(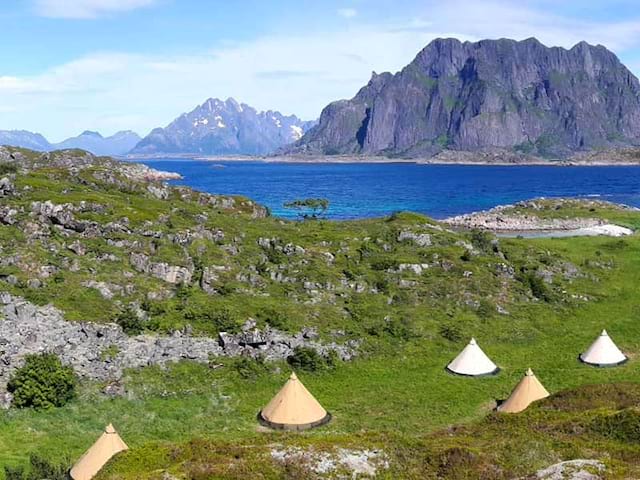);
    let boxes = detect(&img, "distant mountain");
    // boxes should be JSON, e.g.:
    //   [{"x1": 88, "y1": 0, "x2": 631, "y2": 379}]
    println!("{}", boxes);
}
[
  {"x1": 131, "y1": 98, "x2": 314, "y2": 156},
  {"x1": 54, "y1": 130, "x2": 141, "y2": 156},
  {"x1": 288, "y1": 38, "x2": 640, "y2": 158},
  {"x1": 0, "y1": 130, "x2": 52, "y2": 151},
  {"x1": 0, "y1": 129, "x2": 141, "y2": 156}
]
